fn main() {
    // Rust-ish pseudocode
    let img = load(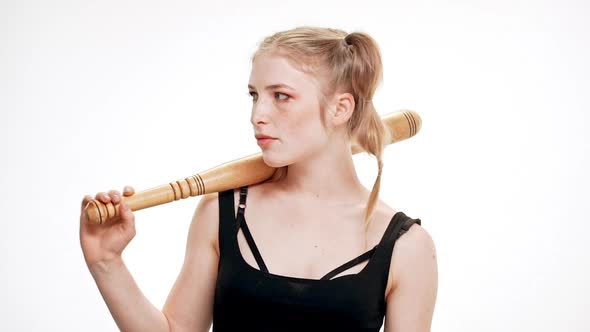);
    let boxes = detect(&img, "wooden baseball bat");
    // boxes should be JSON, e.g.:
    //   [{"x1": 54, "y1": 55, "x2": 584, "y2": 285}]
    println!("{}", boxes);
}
[{"x1": 84, "y1": 109, "x2": 421, "y2": 225}]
